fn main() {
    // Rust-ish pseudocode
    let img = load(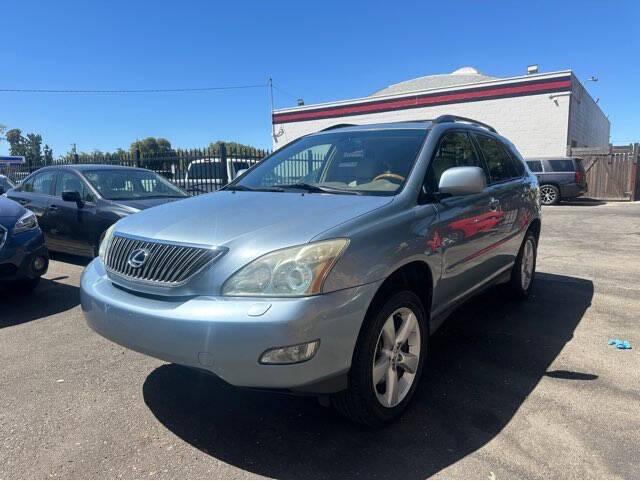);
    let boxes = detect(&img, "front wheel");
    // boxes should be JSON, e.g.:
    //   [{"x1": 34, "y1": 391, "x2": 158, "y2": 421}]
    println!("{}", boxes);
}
[{"x1": 332, "y1": 290, "x2": 427, "y2": 426}]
